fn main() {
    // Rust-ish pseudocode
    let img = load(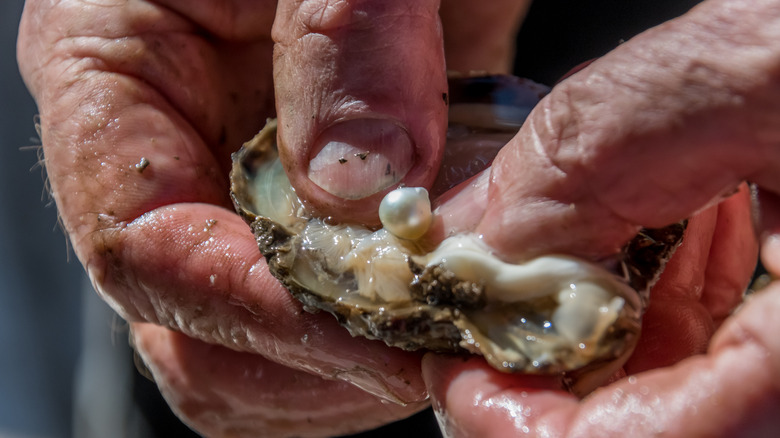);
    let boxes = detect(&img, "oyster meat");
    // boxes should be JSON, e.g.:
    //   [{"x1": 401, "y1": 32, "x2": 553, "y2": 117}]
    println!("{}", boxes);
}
[{"x1": 230, "y1": 76, "x2": 684, "y2": 374}]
